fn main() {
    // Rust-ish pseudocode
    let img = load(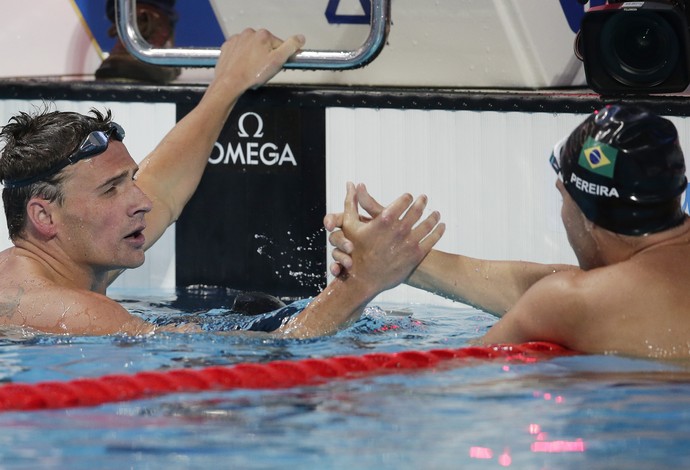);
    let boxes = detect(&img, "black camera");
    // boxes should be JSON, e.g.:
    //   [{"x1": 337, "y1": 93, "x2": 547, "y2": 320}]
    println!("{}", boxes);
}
[{"x1": 576, "y1": 1, "x2": 690, "y2": 94}]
